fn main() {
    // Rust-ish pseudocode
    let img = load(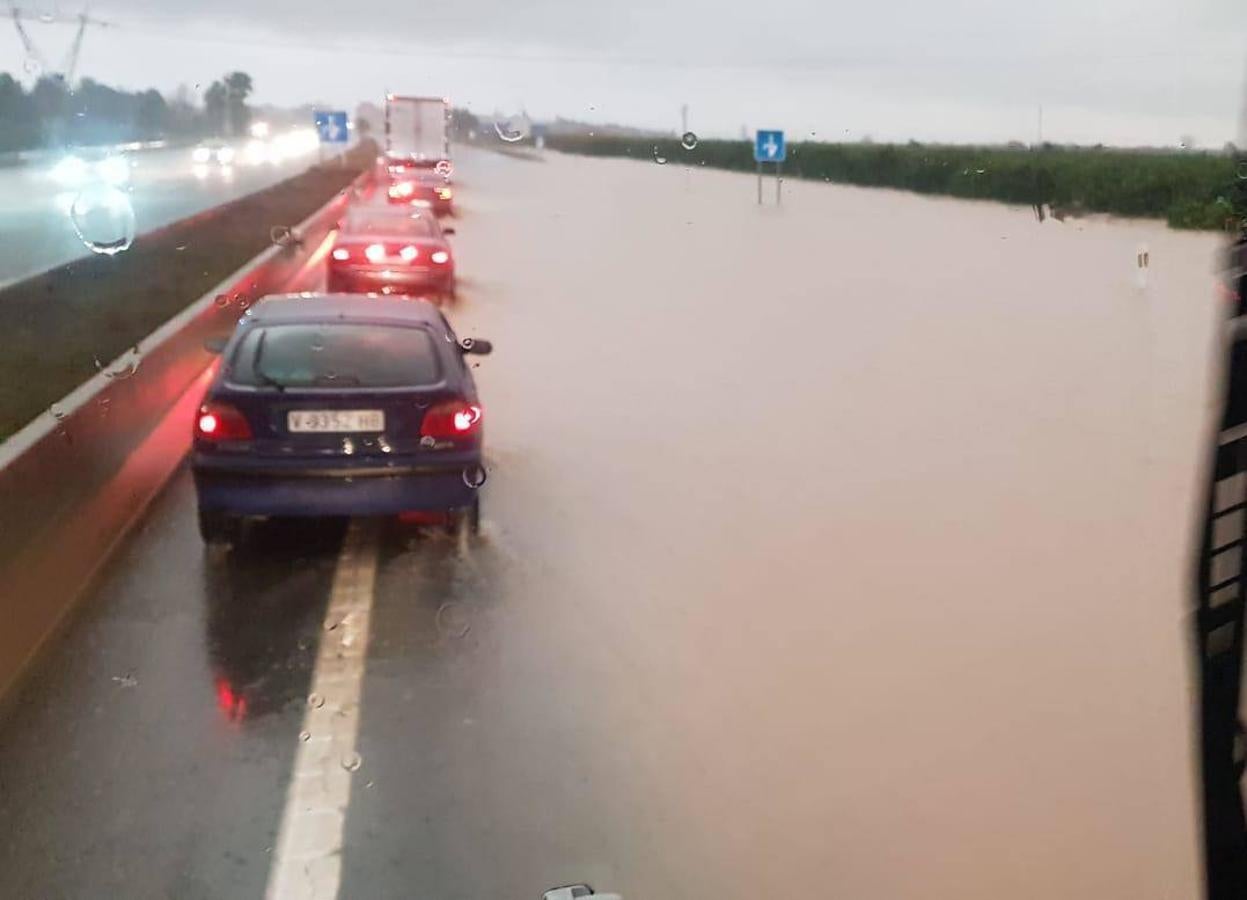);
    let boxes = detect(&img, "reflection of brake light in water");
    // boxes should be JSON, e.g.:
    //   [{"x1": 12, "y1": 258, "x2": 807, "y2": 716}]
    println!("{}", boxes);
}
[{"x1": 215, "y1": 676, "x2": 248, "y2": 724}]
